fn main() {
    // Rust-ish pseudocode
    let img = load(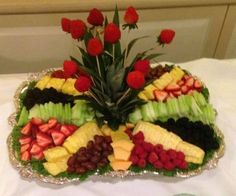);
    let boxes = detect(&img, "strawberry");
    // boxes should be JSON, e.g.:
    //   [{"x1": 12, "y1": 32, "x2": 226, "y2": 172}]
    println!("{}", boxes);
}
[
  {"x1": 181, "y1": 85, "x2": 189, "y2": 94},
  {"x1": 176, "y1": 151, "x2": 185, "y2": 160},
  {"x1": 153, "y1": 160, "x2": 163, "y2": 169},
  {"x1": 21, "y1": 150, "x2": 31, "y2": 161},
  {"x1": 30, "y1": 118, "x2": 44, "y2": 126},
  {"x1": 60, "y1": 125, "x2": 72, "y2": 136},
  {"x1": 67, "y1": 125, "x2": 78, "y2": 133},
  {"x1": 172, "y1": 90, "x2": 182, "y2": 97},
  {"x1": 143, "y1": 142, "x2": 153, "y2": 152},
  {"x1": 185, "y1": 77, "x2": 194, "y2": 88},
  {"x1": 183, "y1": 75, "x2": 190, "y2": 81},
  {"x1": 30, "y1": 143, "x2": 43, "y2": 155},
  {"x1": 153, "y1": 90, "x2": 168, "y2": 102},
  {"x1": 20, "y1": 122, "x2": 32, "y2": 136},
  {"x1": 54, "y1": 123, "x2": 62, "y2": 131},
  {"x1": 168, "y1": 92, "x2": 175, "y2": 98},
  {"x1": 178, "y1": 160, "x2": 188, "y2": 169},
  {"x1": 148, "y1": 152, "x2": 158, "y2": 164},
  {"x1": 167, "y1": 149, "x2": 177, "y2": 159},
  {"x1": 32, "y1": 151, "x2": 44, "y2": 160},
  {"x1": 51, "y1": 70, "x2": 65, "y2": 78},
  {"x1": 164, "y1": 161, "x2": 175, "y2": 171},
  {"x1": 20, "y1": 143, "x2": 31, "y2": 153},
  {"x1": 137, "y1": 158, "x2": 146, "y2": 168},
  {"x1": 165, "y1": 83, "x2": 180, "y2": 92},
  {"x1": 154, "y1": 144, "x2": 163, "y2": 154},
  {"x1": 129, "y1": 154, "x2": 139, "y2": 165},
  {"x1": 193, "y1": 79, "x2": 203, "y2": 90},
  {"x1": 36, "y1": 132, "x2": 53, "y2": 147},
  {"x1": 39, "y1": 123, "x2": 50, "y2": 133},
  {"x1": 159, "y1": 151, "x2": 170, "y2": 163},
  {"x1": 19, "y1": 136, "x2": 32, "y2": 145},
  {"x1": 31, "y1": 124, "x2": 39, "y2": 139},
  {"x1": 177, "y1": 80, "x2": 184, "y2": 86},
  {"x1": 51, "y1": 130, "x2": 66, "y2": 146},
  {"x1": 48, "y1": 118, "x2": 58, "y2": 128}
]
